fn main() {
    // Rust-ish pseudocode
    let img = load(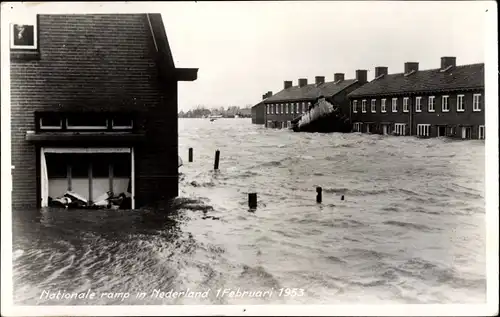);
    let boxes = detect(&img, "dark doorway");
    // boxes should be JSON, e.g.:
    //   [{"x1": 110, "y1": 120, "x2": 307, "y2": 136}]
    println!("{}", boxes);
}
[{"x1": 437, "y1": 126, "x2": 446, "y2": 137}]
